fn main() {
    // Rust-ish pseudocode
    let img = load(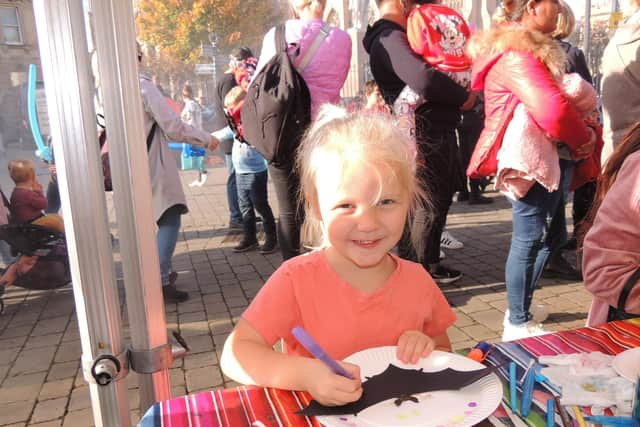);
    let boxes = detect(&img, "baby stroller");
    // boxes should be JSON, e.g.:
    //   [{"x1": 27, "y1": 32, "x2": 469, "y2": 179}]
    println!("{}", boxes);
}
[{"x1": 0, "y1": 222, "x2": 71, "y2": 314}]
